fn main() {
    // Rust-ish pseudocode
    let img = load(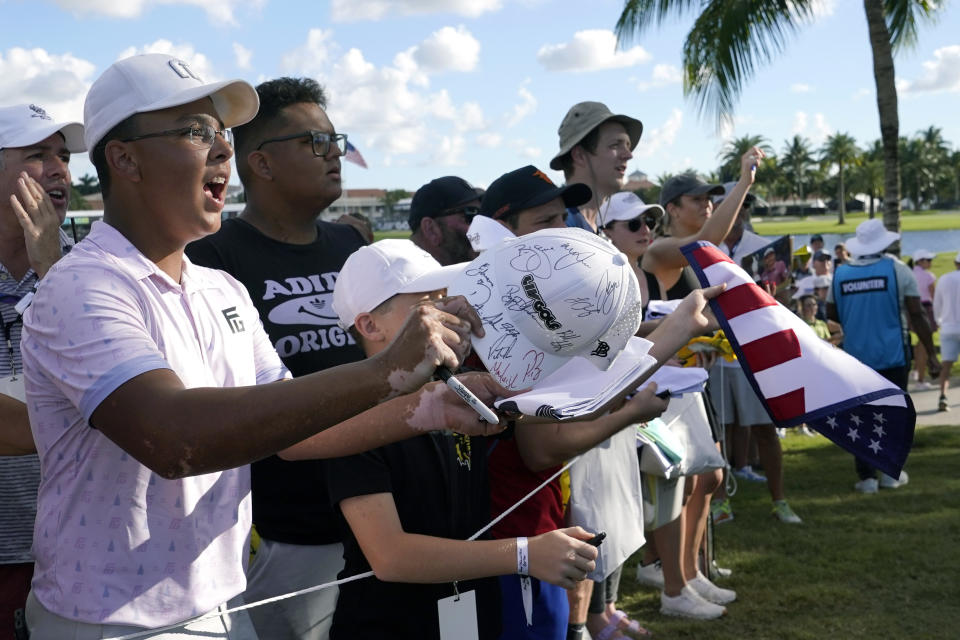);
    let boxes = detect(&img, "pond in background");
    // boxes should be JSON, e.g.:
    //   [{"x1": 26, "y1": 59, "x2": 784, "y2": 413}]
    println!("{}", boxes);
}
[{"x1": 762, "y1": 229, "x2": 960, "y2": 257}]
